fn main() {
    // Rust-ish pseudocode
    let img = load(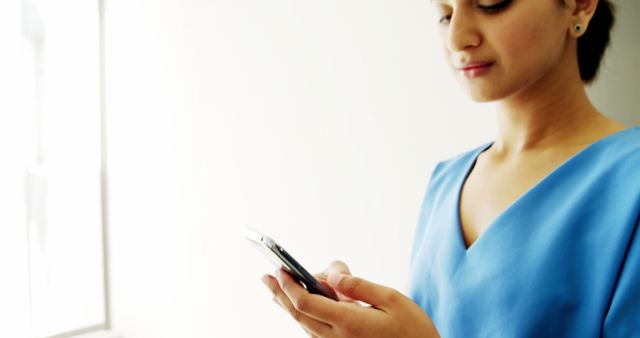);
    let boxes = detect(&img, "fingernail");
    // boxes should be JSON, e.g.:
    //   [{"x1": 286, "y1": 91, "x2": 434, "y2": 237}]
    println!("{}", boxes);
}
[
  {"x1": 328, "y1": 272, "x2": 343, "y2": 287},
  {"x1": 261, "y1": 275, "x2": 269, "y2": 286}
]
